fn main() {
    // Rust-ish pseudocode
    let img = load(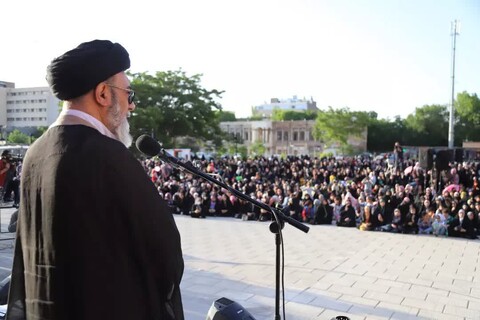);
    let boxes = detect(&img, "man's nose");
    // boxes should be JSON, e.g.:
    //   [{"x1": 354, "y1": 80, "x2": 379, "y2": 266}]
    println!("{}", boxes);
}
[{"x1": 129, "y1": 102, "x2": 136, "y2": 112}]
